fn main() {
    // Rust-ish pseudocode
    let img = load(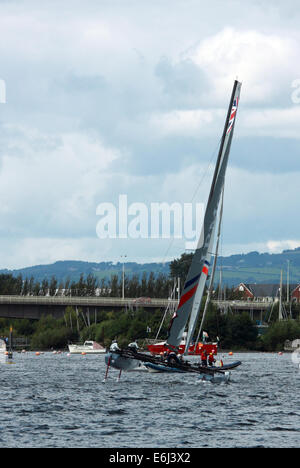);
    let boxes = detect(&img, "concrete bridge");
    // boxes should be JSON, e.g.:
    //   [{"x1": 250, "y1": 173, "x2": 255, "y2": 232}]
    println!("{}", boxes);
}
[
  {"x1": 0, "y1": 295, "x2": 274, "y2": 323},
  {"x1": 212, "y1": 299, "x2": 272, "y2": 323},
  {"x1": 0, "y1": 295, "x2": 178, "y2": 320}
]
